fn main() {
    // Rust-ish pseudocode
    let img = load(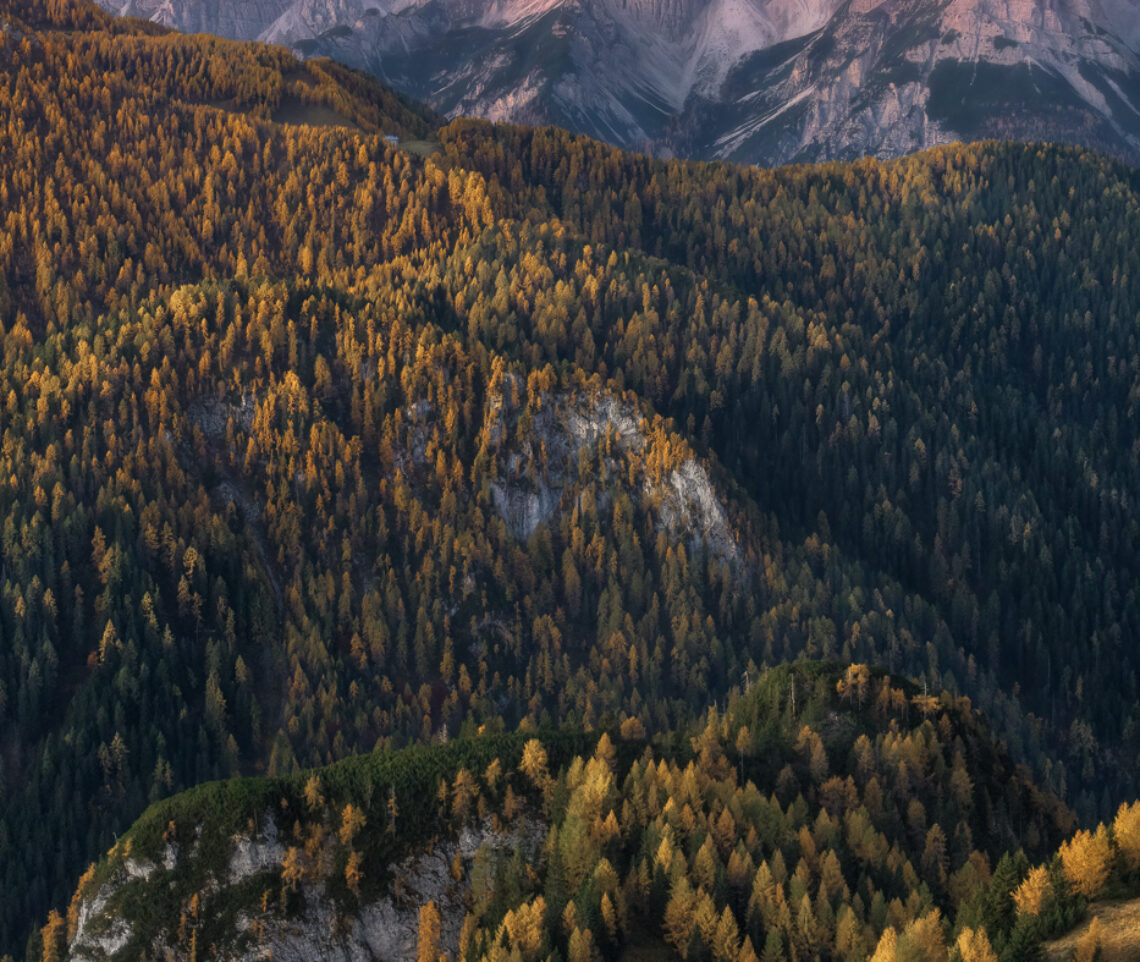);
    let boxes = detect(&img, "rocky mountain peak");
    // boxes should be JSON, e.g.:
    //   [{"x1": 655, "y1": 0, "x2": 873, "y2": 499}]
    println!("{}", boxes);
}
[
  {"x1": 98, "y1": 0, "x2": 1140, "y2": 159},
  {"x1": 96, "y1": 0, "x2": 1140, "y2": 168}
]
